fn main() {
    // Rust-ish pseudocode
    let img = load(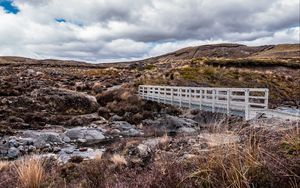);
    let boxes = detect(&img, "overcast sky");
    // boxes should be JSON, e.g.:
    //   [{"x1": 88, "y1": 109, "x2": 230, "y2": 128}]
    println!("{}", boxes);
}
[{"x1": 0, "y1": 0, "x2": 299, "y2": 63}]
